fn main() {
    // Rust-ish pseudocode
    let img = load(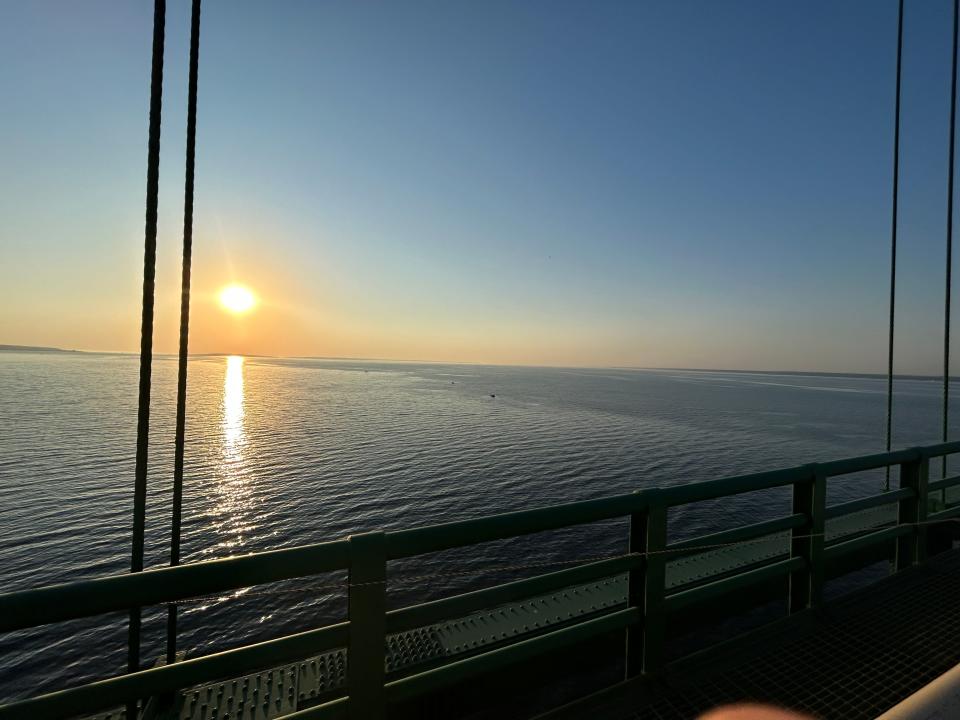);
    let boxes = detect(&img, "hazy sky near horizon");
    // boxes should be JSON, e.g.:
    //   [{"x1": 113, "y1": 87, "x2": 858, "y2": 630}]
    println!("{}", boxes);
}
[{"x1": 2, "y1": 0, "x2": 960, "y2": 372}]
